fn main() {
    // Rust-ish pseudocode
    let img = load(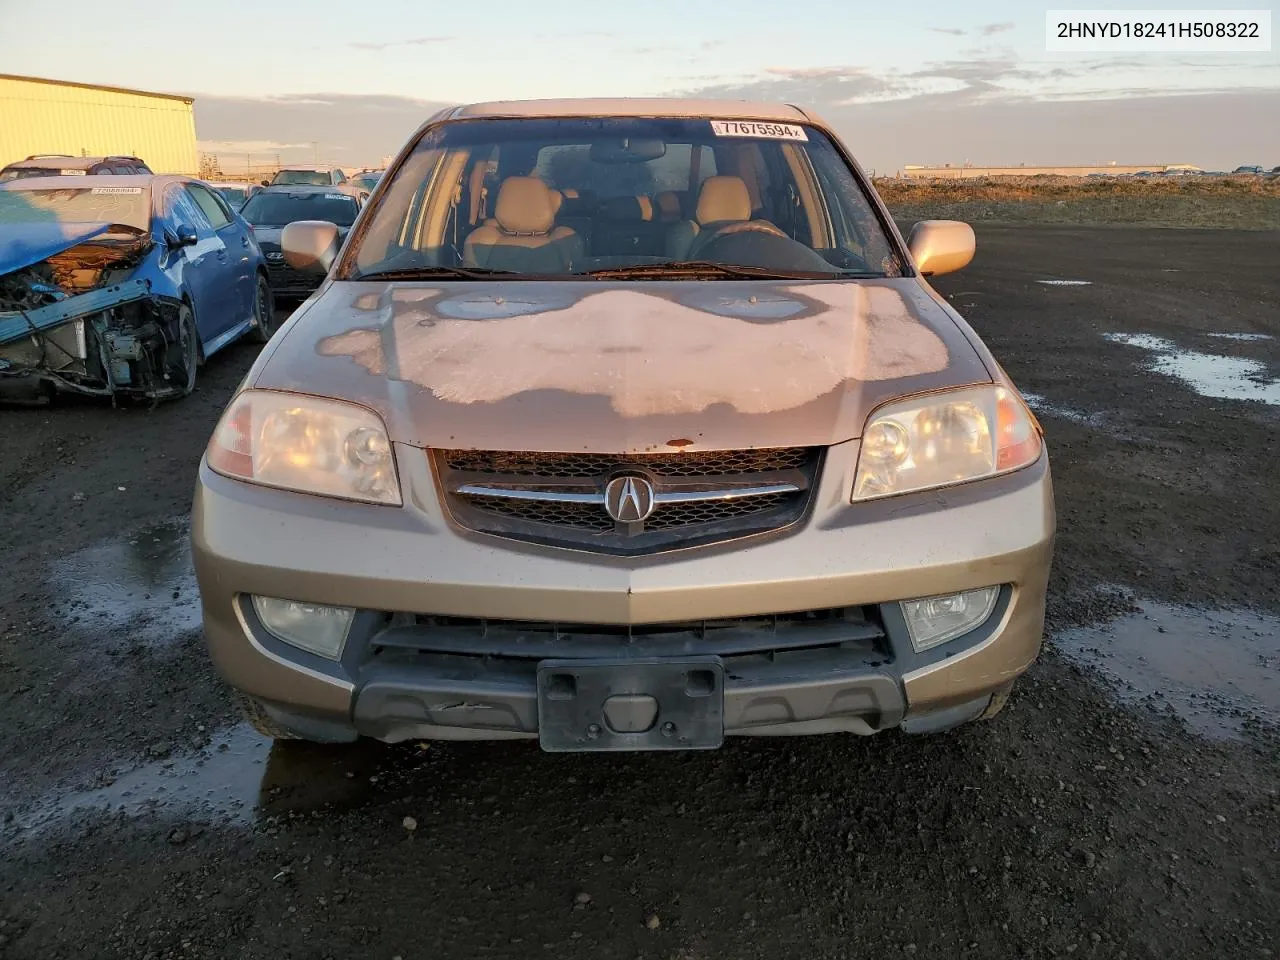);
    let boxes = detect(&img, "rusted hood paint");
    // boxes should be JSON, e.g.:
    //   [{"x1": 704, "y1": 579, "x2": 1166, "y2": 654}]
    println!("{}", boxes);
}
[{"x1": 252, "y1": 279, "x2": 992, "y2": 451}]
